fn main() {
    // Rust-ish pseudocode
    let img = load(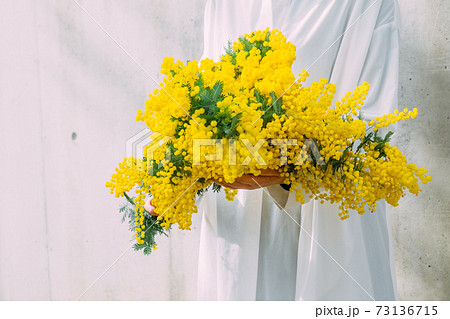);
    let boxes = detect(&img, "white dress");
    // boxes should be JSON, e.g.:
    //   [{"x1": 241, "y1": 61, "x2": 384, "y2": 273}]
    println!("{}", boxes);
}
[{"x1": 197, "y1": 0, "x2": 399, "y2": 301}]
